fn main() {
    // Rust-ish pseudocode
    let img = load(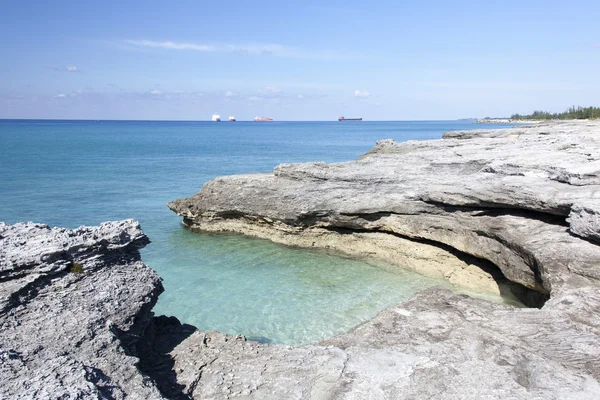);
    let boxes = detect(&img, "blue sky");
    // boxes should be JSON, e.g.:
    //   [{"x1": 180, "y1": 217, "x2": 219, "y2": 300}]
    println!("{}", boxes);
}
[{"x1": 1, "y1": 0, "x2": 599, "y2": 120}]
